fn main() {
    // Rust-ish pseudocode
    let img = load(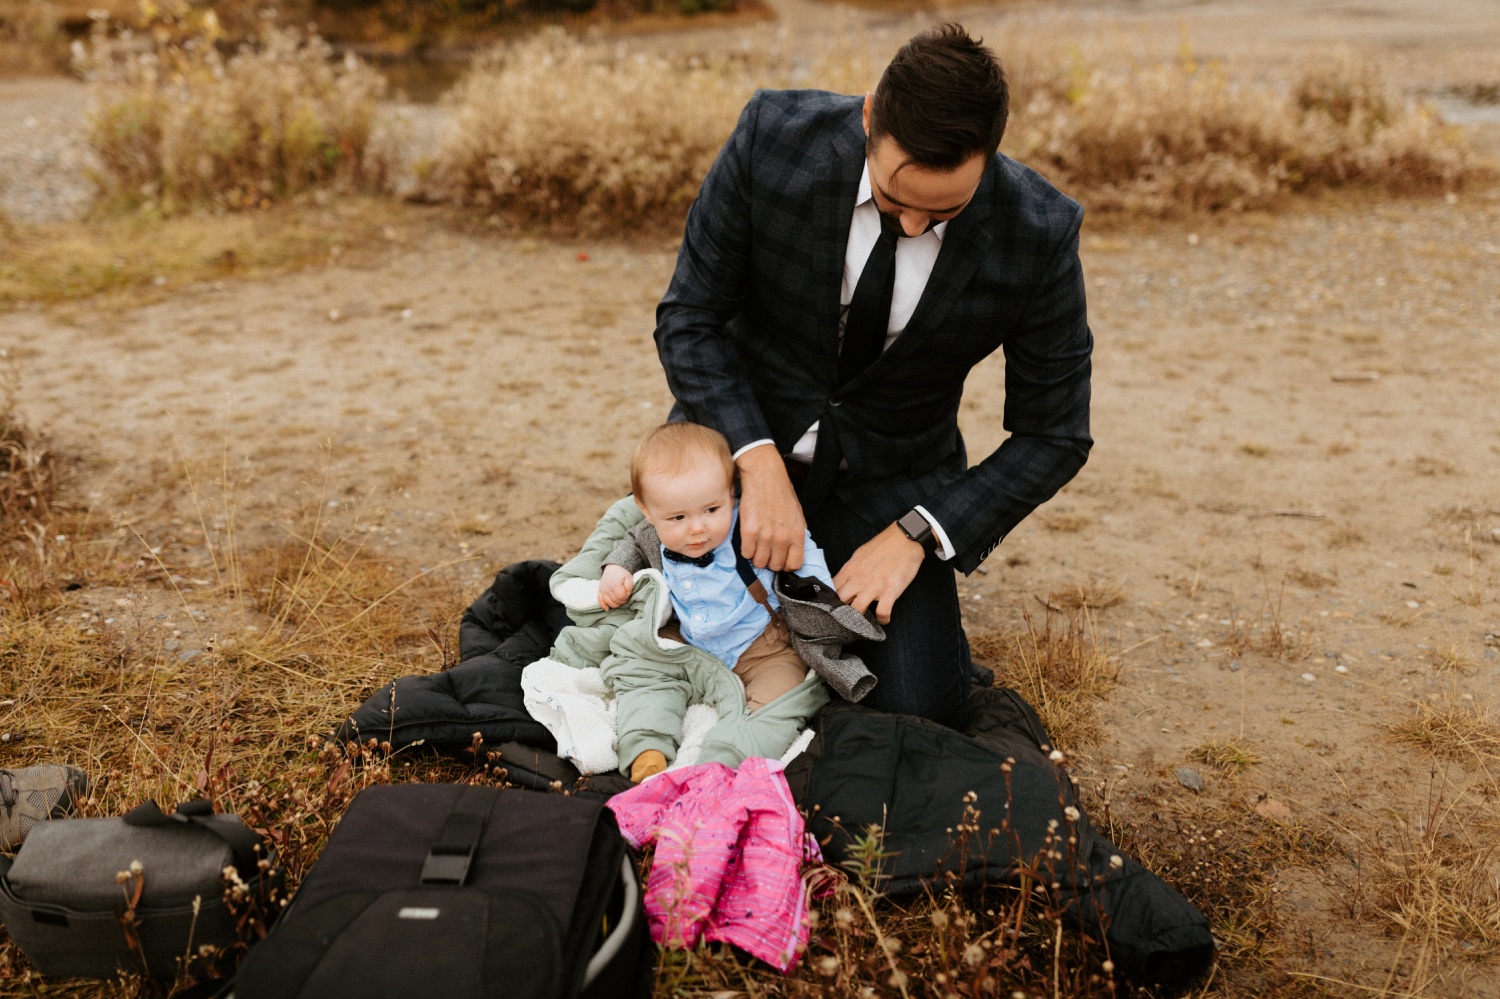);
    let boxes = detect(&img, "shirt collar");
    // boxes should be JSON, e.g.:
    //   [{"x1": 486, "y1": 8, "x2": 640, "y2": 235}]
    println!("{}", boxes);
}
[{"x1": 858, "y1": 160, "x2": 948, "y2": 242}]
